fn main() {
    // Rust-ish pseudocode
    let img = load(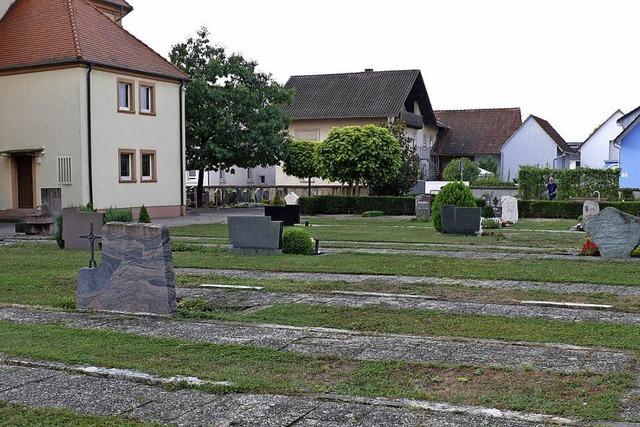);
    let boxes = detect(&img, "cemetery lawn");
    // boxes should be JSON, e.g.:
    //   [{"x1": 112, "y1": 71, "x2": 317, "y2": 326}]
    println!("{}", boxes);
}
[
  {"x1": 178, "y1": 303, "x2": 640, "y2": 352},
  {"x1": 0, "y1": 401, "x2": 153, "y2": 426},
  {"x1": 0, "y1": 321, "x2": 631, "y2": 420}
]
